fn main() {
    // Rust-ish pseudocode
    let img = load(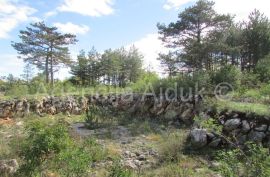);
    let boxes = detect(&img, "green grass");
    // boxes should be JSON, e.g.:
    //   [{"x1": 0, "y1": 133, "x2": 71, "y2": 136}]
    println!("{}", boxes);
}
[{"x1": 217, "y1": 100, "x2": 270, "y2": 116}]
